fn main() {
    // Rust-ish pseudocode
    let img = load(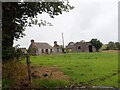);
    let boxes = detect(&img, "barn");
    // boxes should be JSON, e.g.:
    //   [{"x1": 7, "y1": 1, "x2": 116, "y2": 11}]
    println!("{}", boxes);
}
[{"x1": 66, "y1": 41, "x2": 96, "y2": 52}]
